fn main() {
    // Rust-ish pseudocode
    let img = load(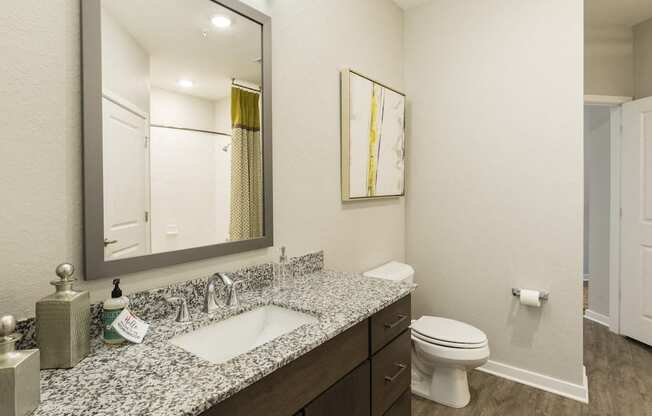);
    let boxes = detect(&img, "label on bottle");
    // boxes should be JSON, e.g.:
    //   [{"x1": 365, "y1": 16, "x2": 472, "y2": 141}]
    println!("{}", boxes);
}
[
  {"x1": 103, "y1": 308, "x2": 125, "y2": 342},
  {"x1": 111, "y1": 309, "x2": 150, "y2": 344}
]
